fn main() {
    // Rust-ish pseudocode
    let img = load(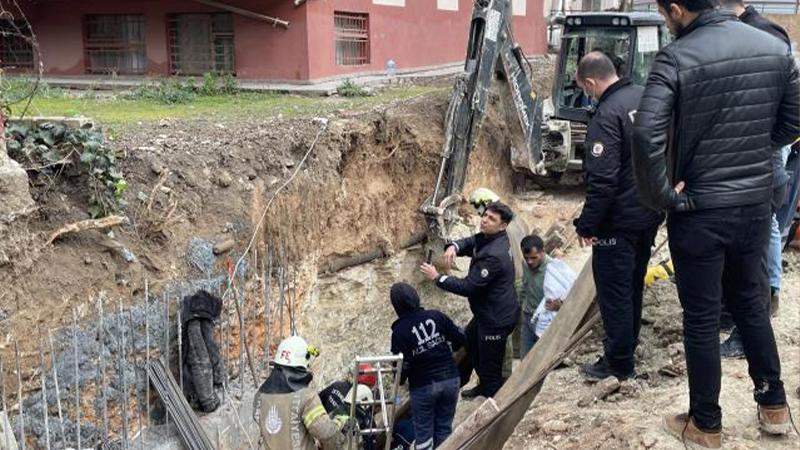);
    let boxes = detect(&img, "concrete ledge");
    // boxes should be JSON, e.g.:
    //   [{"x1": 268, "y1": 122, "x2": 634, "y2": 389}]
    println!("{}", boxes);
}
[
  {"x1": 8, "y1": 116, "x2": 93, "y2": 129},
  {"x1": 7, "y1": 62, "x2": 466, "y2": 96}
]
